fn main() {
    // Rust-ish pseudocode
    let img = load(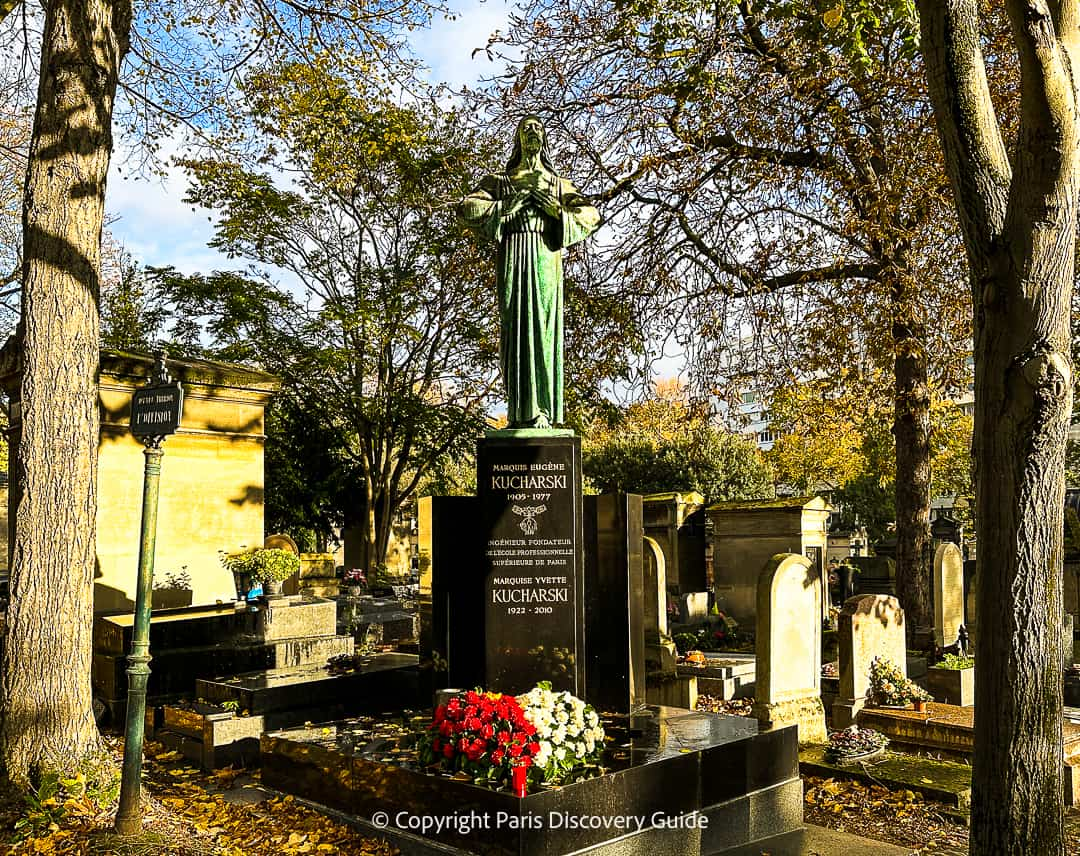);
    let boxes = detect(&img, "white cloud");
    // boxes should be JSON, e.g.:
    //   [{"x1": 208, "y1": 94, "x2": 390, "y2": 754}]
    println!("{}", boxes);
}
[
  {"x1": 105, "y1": 132, "x2": 231, "y2": 274},
  {"x1": 413, "y1": 0, "x2": 515, "y2": 90}
]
